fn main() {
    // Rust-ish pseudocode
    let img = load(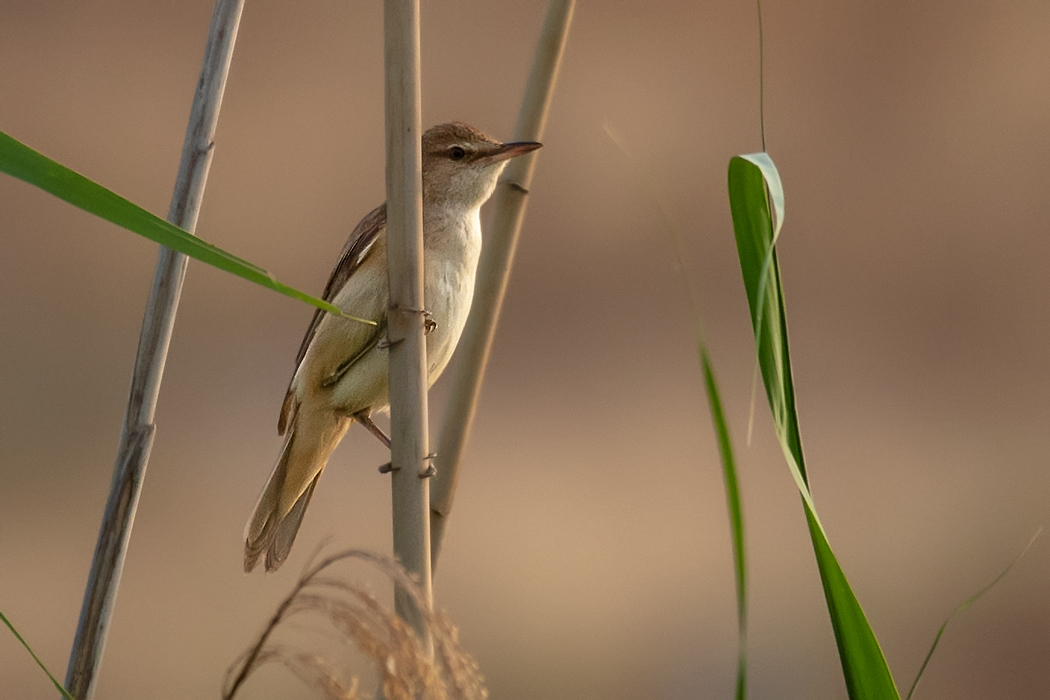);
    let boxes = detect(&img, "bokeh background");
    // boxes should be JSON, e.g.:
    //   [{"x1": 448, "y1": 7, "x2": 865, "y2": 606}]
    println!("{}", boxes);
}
[{"x1": 2, "y1": 1, "x2": 1049, "y2": 698}]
